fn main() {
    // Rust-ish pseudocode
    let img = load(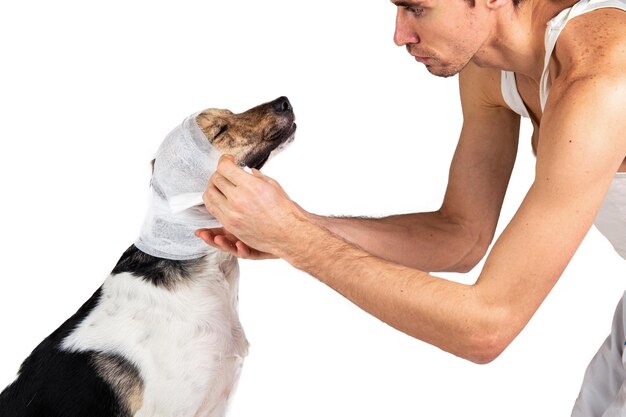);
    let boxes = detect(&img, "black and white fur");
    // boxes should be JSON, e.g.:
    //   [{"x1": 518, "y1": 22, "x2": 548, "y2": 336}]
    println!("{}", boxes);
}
[{"x1": 0, "y1": 247, "x2": 246, "y2": 417}]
